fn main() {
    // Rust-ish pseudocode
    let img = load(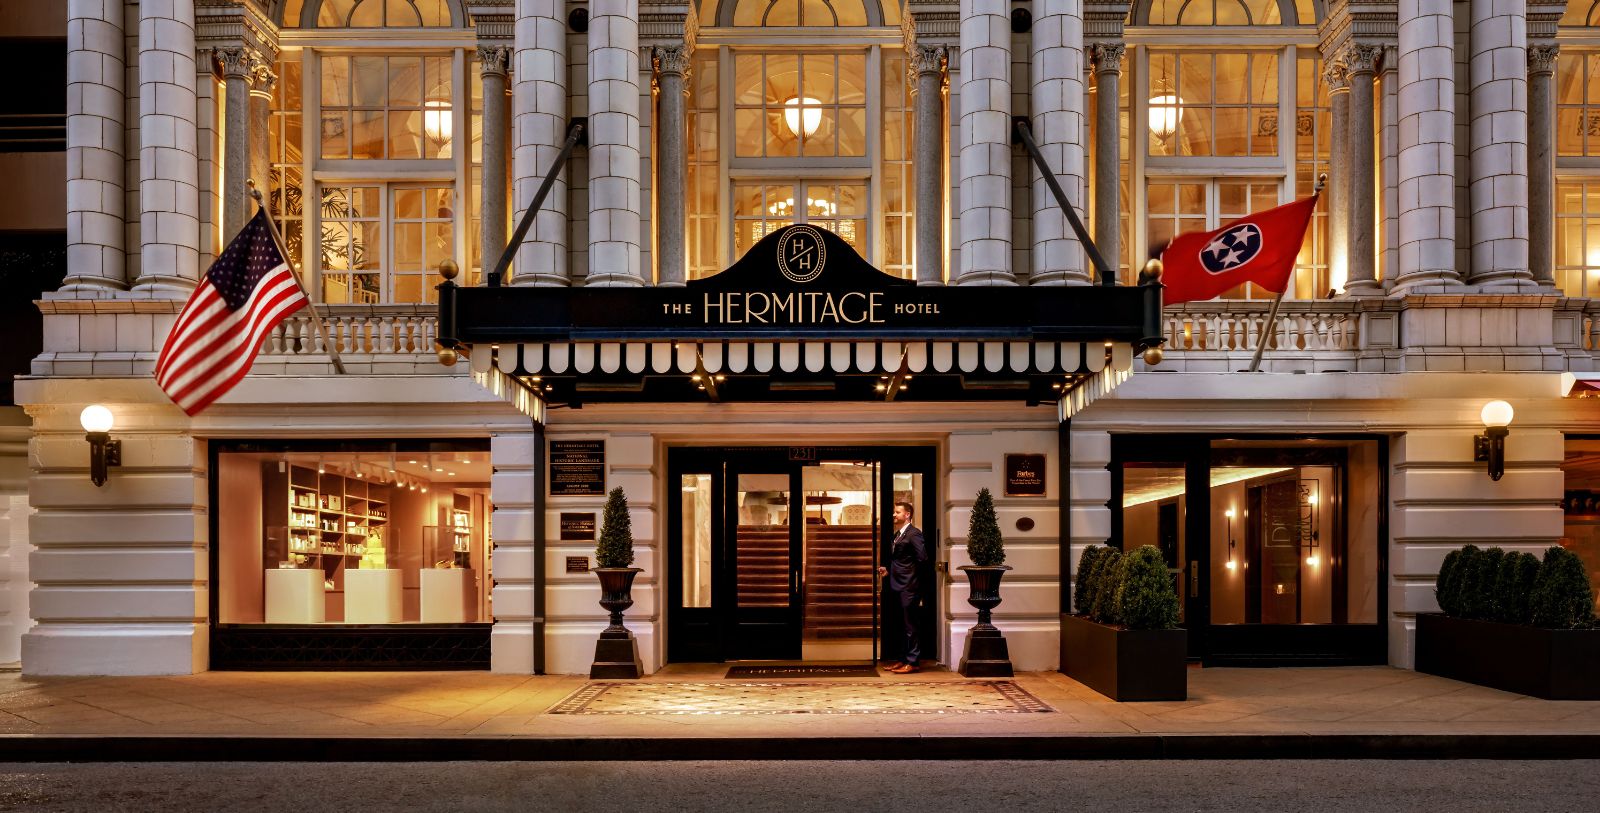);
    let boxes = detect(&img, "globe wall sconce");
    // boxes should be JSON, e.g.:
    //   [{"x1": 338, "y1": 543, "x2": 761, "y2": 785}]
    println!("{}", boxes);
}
[
  {"x1": 1474, "y1": 400, "x2": 1514, "y2": 481},
  {"x1": 80, "y1": 404, "x2": 121, "y2": 488}
]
